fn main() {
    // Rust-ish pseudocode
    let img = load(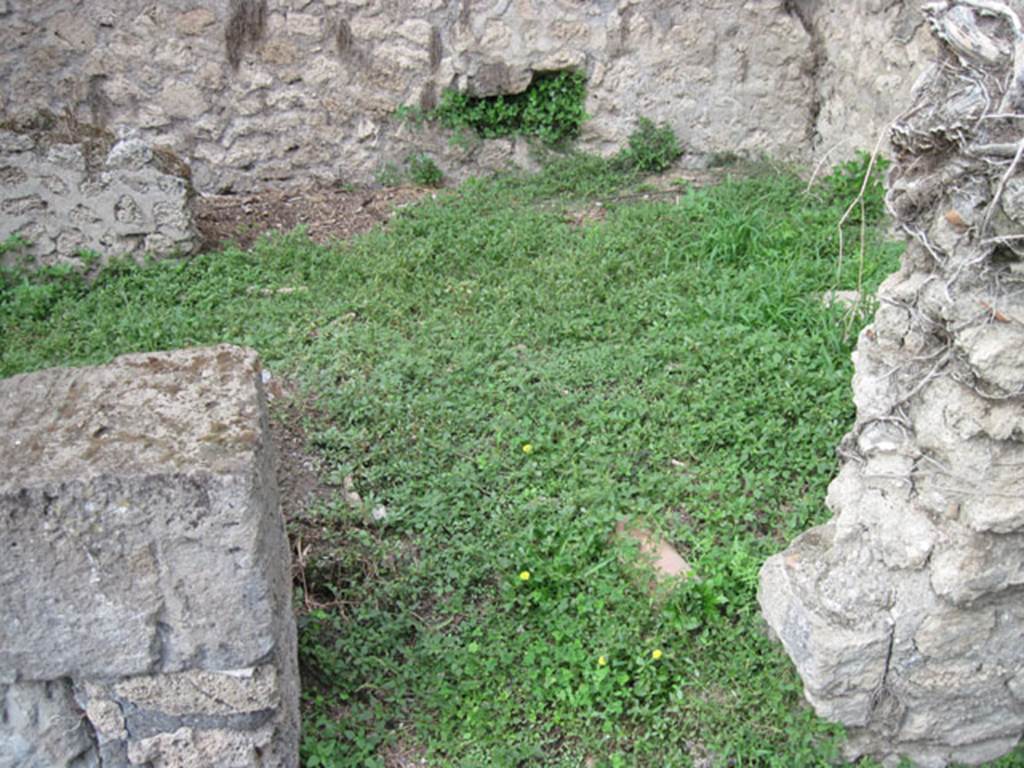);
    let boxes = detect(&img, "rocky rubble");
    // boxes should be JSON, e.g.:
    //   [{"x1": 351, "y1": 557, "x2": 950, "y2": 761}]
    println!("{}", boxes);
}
[{"x1": 759, "y1": 2, "x2": 1024, "y2": 765}]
